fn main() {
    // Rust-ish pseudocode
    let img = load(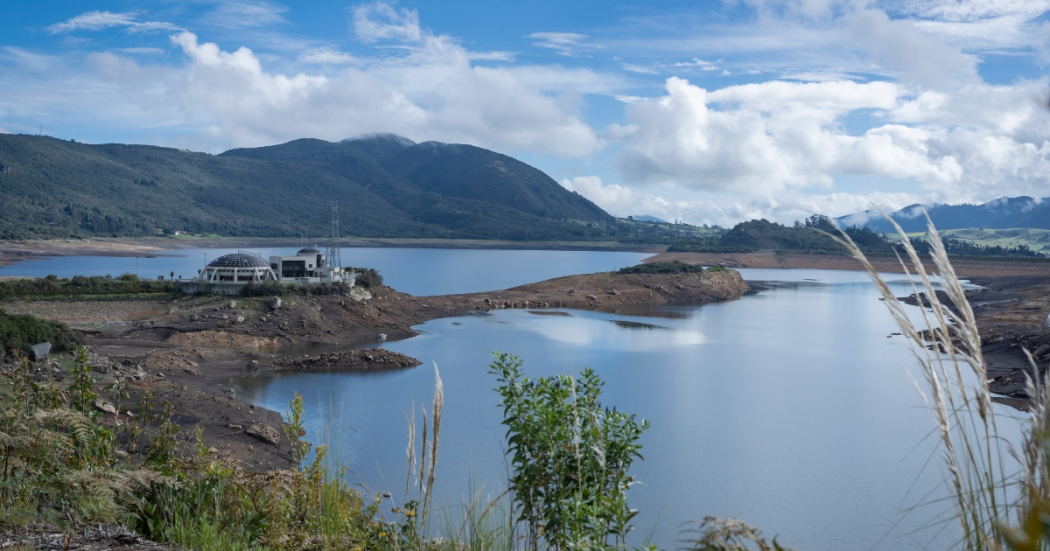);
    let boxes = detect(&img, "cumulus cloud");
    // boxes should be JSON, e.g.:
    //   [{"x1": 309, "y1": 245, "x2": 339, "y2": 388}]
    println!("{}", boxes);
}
[
  {"x1": 46, "y1": 25, "x2": 604, "y2": 155},
  {"x1": 48, "y1": 11, "x2": 180, "y2": 34},
  {"x1": 615, "y1": 75, "x2": 1050, "y2": 211}
]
